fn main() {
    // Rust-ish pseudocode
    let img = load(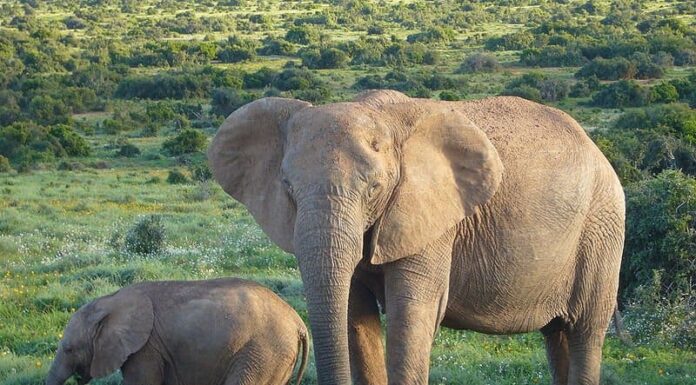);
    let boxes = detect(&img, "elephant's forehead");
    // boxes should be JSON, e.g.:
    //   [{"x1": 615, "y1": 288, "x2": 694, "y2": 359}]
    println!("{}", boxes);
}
[{"x1": 287, "y1": 104, "x2": 390, "y2": 144}]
